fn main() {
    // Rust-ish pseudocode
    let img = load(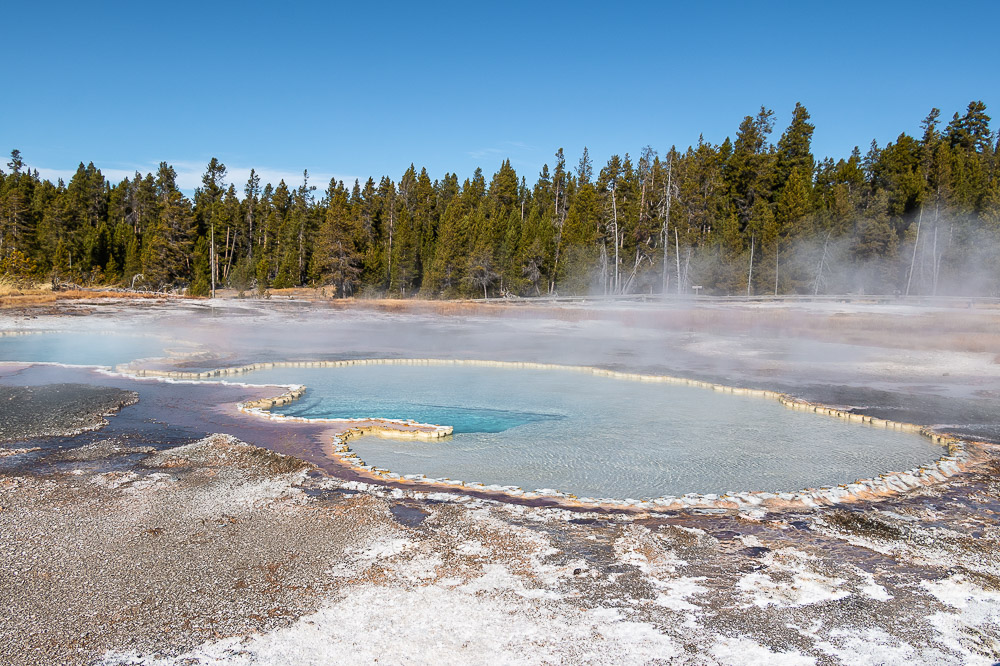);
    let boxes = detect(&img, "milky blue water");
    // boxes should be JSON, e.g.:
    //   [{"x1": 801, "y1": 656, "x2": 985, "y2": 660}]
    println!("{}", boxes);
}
[
  {"x1": 243, "y1": 364, "x2": 942, "y2": 499},
  {"x1": 0, "y1": 332, "x2": 175, "y2": 367}
]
